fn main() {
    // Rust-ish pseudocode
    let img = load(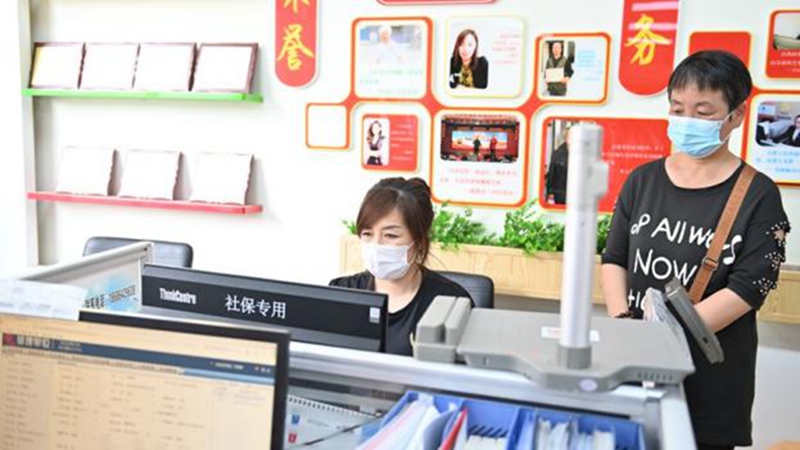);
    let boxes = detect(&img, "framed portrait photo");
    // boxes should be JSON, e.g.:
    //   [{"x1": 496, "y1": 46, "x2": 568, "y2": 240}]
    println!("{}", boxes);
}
[{"x1": 445, "y1": 17, "x2": 525, "y2": 98}]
